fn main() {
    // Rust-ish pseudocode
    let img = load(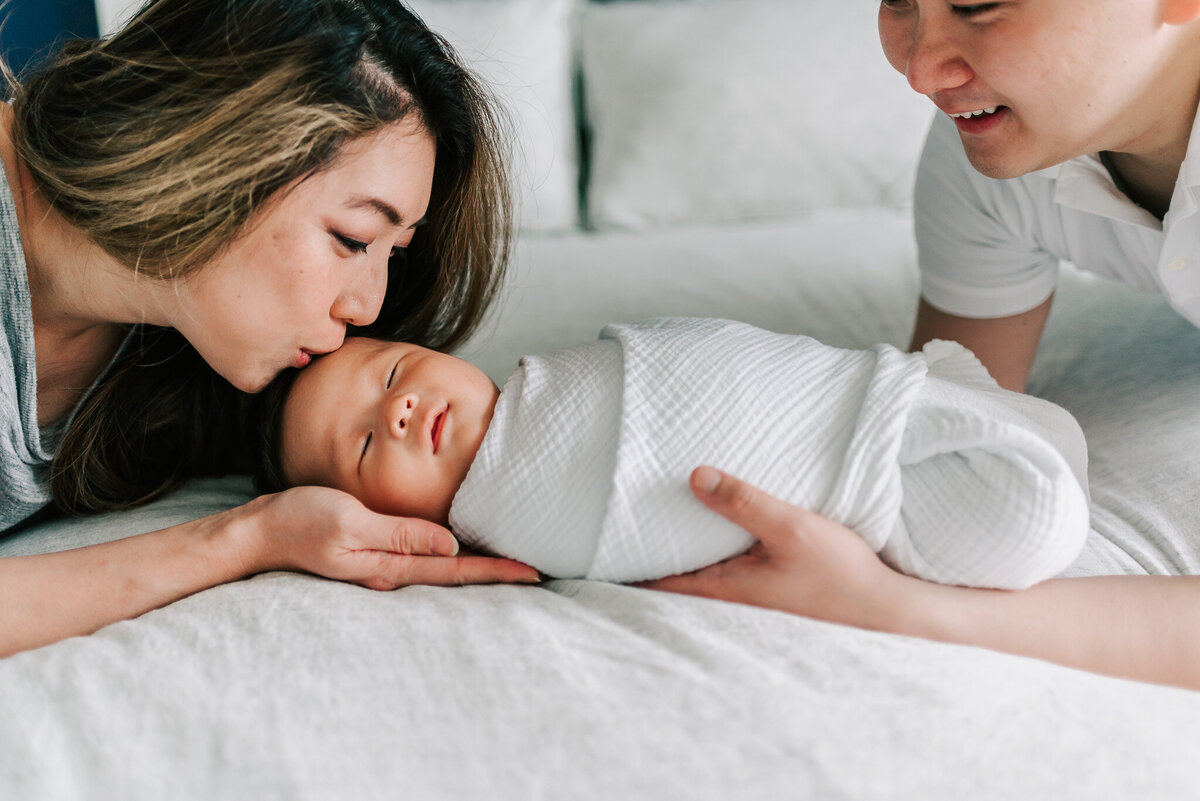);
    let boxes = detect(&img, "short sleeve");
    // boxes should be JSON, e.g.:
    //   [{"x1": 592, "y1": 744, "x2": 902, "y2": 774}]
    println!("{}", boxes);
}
[{"x1": 913, "y1": 114, "x2": 1060, "y2": 319}]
